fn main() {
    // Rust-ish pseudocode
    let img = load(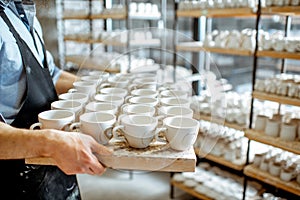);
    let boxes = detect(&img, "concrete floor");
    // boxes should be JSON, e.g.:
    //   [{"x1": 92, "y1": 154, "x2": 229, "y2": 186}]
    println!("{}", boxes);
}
[{"x1": 77, "y1": 169, "x2": 195, "y2": 200}]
